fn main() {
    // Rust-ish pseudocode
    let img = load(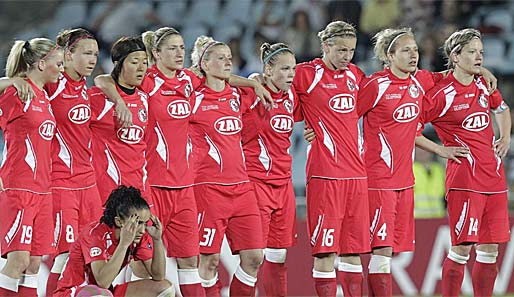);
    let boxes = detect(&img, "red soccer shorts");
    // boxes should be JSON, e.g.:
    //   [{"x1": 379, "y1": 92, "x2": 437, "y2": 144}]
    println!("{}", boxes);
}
[
  {"x1": 447, "y1": 190, "x2": 510, "y2": 245},
  {"x1": 195, "y1": 182, "x2": 264, "y2": 254},
  {"x1": 369, "y1": 188, "x2": 415, "y2": 252},
  {"x1": 252, "y1": 180, "x2": 297, "y2": 248},
  {"x1": 0, "y1": 190, "x2": 54, "y2": 257},
  {"x1": 306, "y1": 178, "x2": 370, "y2": 256},
  {"x1": 52, "y1": 186, "x2": 103, "y2": 254},
  {"x1": 151, "y1": 186, "x2": 200, "y2": 258}
]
